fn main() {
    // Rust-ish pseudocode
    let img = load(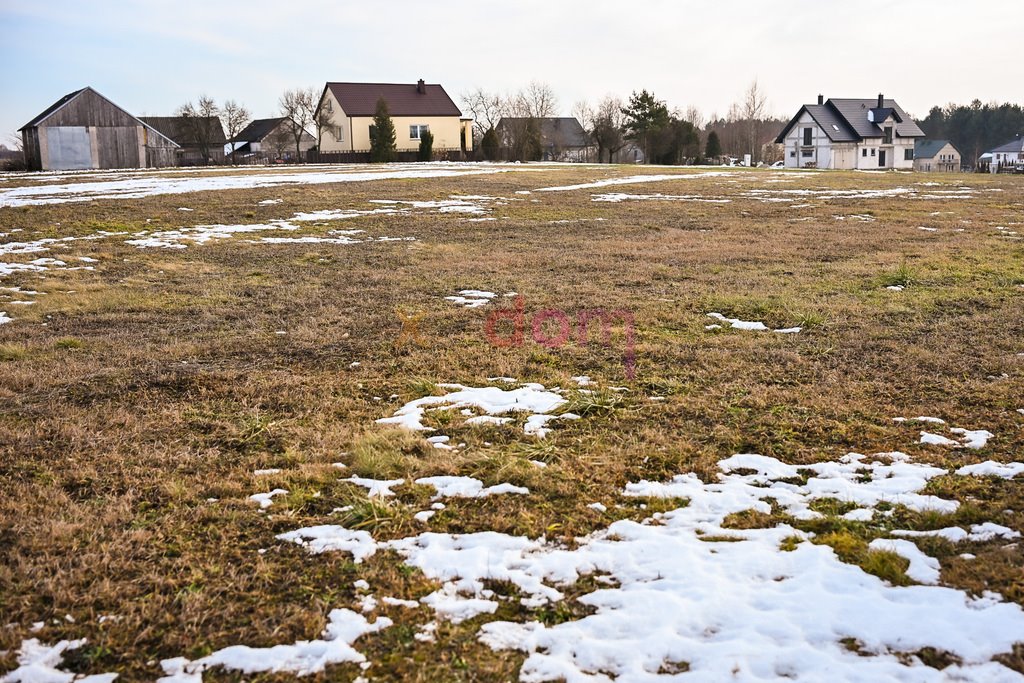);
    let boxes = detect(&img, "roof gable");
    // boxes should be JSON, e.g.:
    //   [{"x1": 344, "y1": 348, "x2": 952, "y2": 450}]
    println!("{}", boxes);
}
[
  {"x1": 775, "y1": 104, "x2": 858, "y2": 144},
  {"x1": 325, "y1": 82, "x2": 462, "y2": 117},
  {"x1": 231, "y1": 117, "x2": 288, "y2": 143},
  {"x1": 20, "y1": 88, "x2": 88, "y2": 130},
  {"x1": 914, "y1": 139, "x2": 959, "y2": 159},
  {"x1": 827, "y1": 98, "x2": 923, "y2": 138}
]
